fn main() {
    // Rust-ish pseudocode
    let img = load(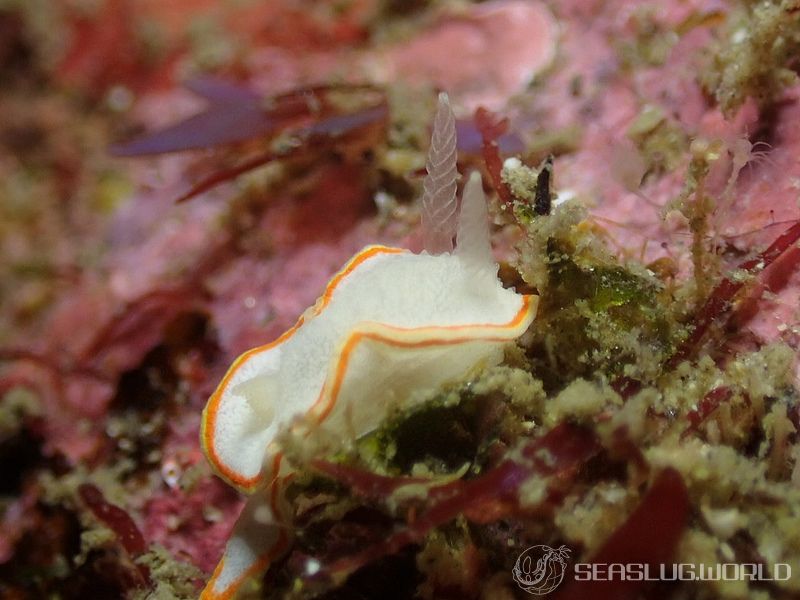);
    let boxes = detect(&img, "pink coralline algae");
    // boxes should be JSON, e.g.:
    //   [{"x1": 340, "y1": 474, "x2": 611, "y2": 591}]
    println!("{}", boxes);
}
[
  {"x1": 2, "y1": 0, "x2": 800, "y2": 598},
  {"x1": 381, "y1": 0, "x2": 557, "y2": 112}
]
